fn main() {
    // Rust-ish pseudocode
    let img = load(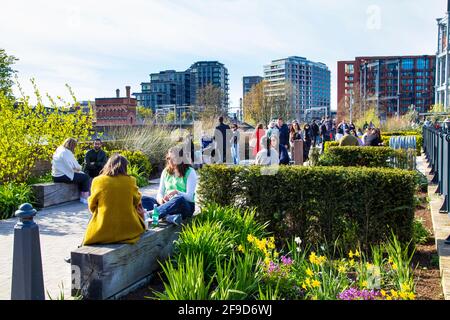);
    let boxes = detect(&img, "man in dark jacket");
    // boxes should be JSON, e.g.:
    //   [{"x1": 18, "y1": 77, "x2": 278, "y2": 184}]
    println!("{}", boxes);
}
[
  {"x1": 214, "y1": 116, "x2": 231, "y2": 163},
  {"x1": 311, "y1": 120, "x2": 320, "y2": 147},
  {"x1": 83, "y1": 139, "x2": 108, "y2": 178},
  {"x1": 276, "y1": 117, "x2": 290, "y2": 150}
]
